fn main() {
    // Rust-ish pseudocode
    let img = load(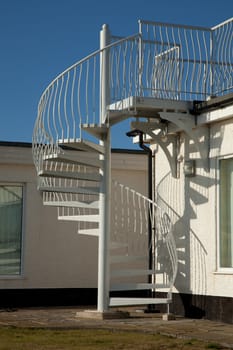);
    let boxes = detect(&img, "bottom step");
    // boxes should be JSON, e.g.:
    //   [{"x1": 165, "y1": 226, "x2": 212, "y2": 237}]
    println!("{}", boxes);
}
[{"x1": 109, "y1": 297, "x2": 171, "y2": 307}]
